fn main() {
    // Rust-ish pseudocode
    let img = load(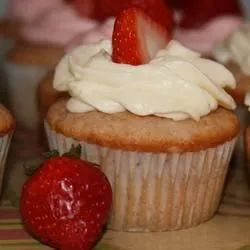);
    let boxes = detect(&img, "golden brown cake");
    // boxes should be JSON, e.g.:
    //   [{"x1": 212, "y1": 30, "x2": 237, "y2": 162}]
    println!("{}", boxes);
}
[
  {"x1": 7, "y1": 43, "x2": 64, "y2": 68},
  {"x1": 47, "y1": 100, "x2": 239, "y2": 153}
]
